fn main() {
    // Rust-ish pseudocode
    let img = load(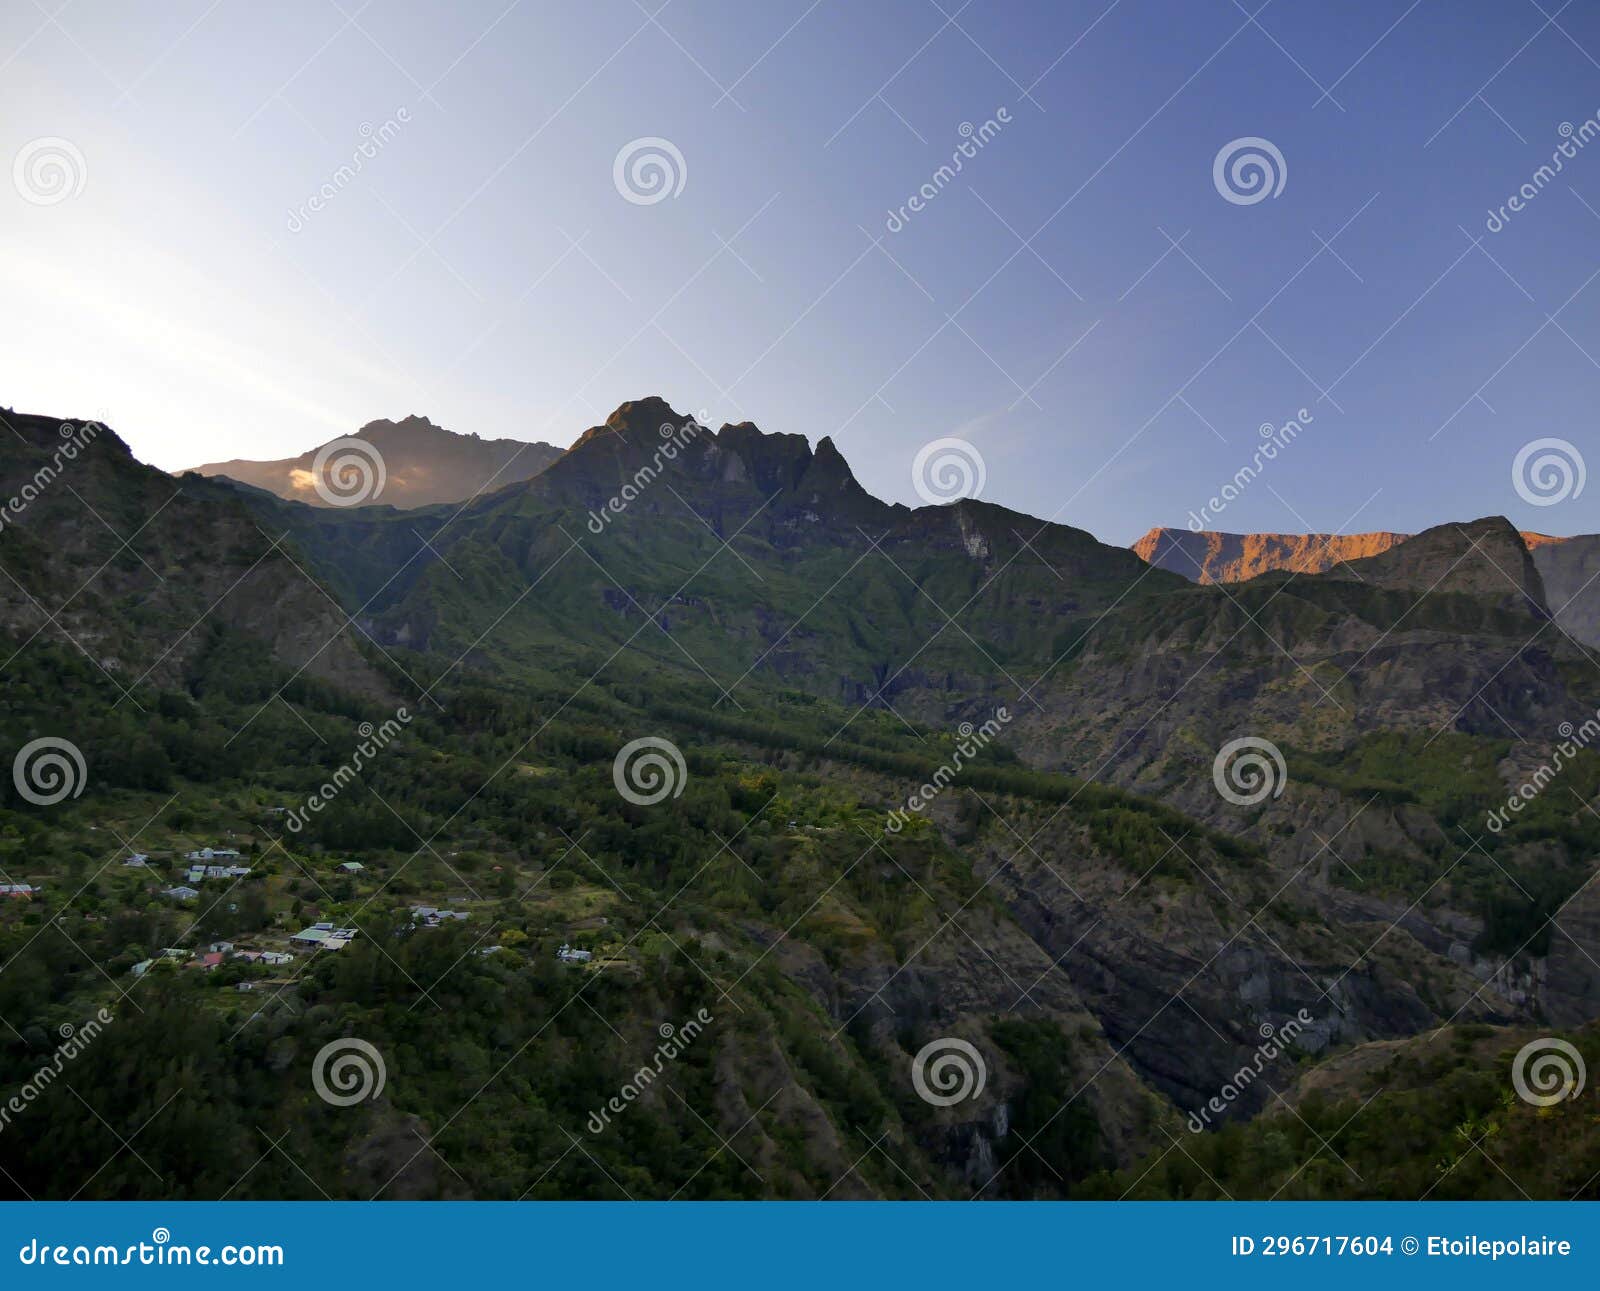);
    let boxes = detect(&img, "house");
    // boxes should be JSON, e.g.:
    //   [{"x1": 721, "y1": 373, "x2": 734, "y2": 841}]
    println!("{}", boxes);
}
[
  {"x1": 224, "y1": 865, "x2": 252, "y2": 878},
  {"x1": 160, "y1": 947, "x2": 190, "y2": 961},
  {"x1": 0, "y1": 884, "x2": 38, "y2": 898},
  {"x1": 289, "y1": 924, "x2": 358, "y2": 948},
  {"x1": 410, "y1": 906, "x2": 469, "y2": 927},
  {"x1": 260, "y1": 951, "x2": 294, "y2": 966},
  {"x1": 480, "y1": 945, "x2": 505, "y2": 956},
  {"x1": 337, "y1": 861, "x2": 365, "y2": 873},
  {"x1": 236, "y1": 981, "x2": 254, "y2": 992},
  {"x1": 232, "y1": 950, "x2": 262, "y2": 963},
  {"x1": 122, "y1": 853, "x2": 150, "y2": 868},
  {"x1": 209, "y1": 941, "x2": 235, "y2": 954},
  {"x1": 185, "y1": 868, "x2": 205, "y2": 884},
  {"x1": 185, "y1": 847, "x2": 242, "y2": 861},
  {"x1": 197, "y1": 952, "x2": 224, "y2": 970},
  {"x1": 557, "y1": 944, "x2": 592, "y2": 964},
  {"x1": 130, "y1": 958, "x2": 154, "y2": 978},
  {"x1": 163, "y1": 885, "x2": 199, "y2": 901}
]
